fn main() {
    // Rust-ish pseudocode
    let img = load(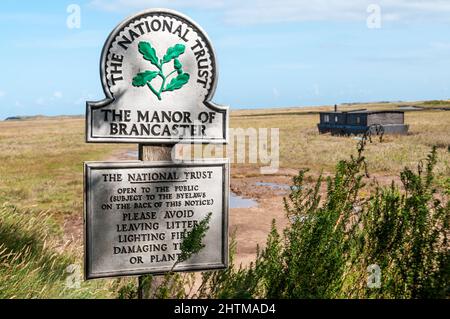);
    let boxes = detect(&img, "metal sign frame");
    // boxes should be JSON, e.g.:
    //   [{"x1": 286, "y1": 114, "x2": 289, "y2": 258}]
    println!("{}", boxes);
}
[
  {"x1": 84, "y1": 159, "x2": 229, "y2": 279},
  {"x1": 86, "y1": 8, "x2": 229, "y2": 144}
]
